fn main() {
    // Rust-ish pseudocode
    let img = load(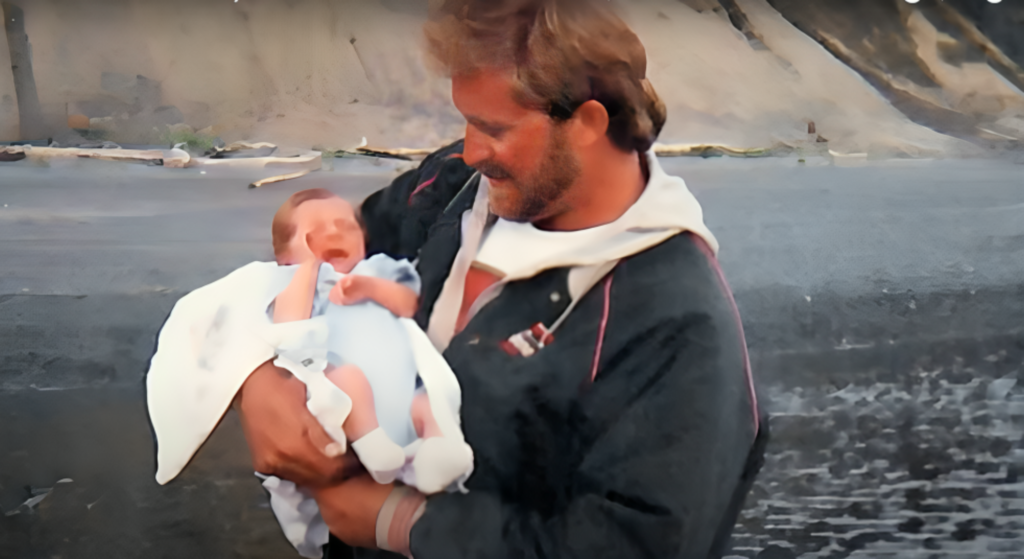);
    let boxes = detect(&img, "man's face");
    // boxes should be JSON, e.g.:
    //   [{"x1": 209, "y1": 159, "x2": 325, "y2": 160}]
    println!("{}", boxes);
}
[
  {"x1": 452, "y1": 69, "x2": 581, "y2": 223},
  {"x1": 284, "y1": 197, "x2": 366, "y2": 274}
]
